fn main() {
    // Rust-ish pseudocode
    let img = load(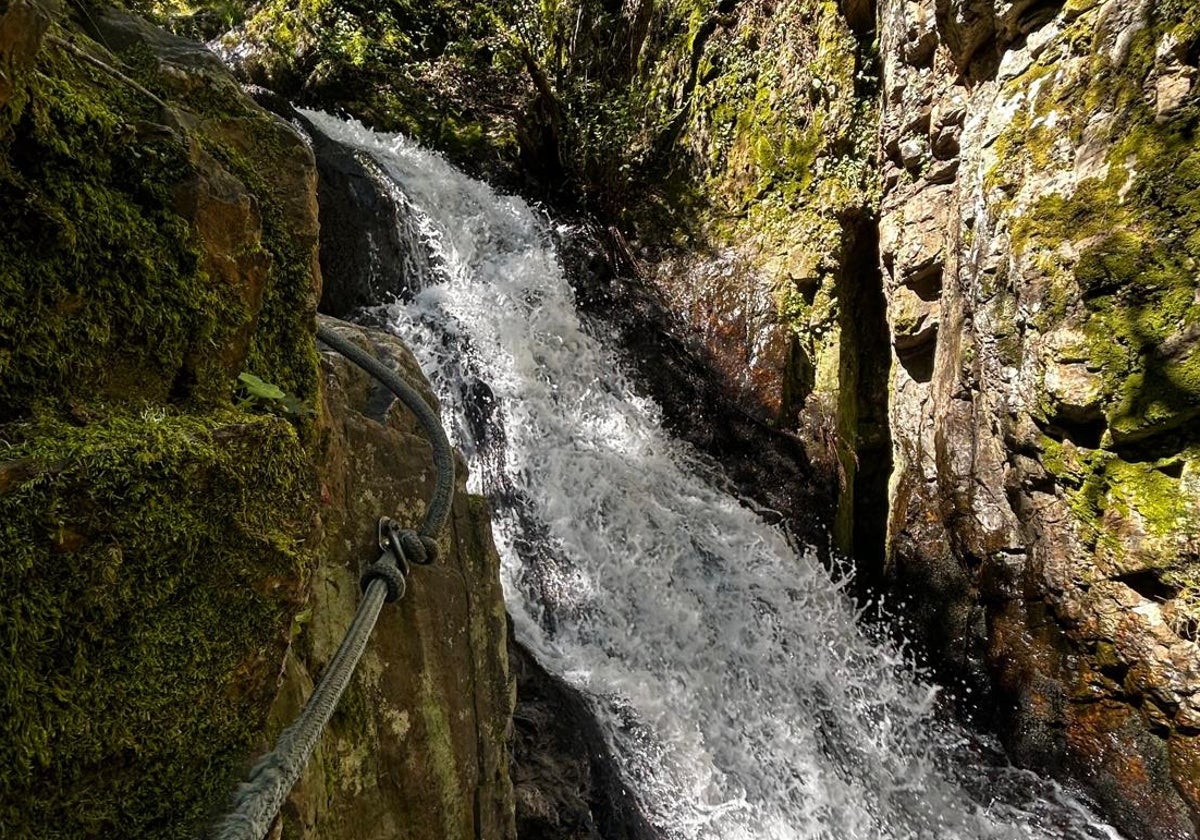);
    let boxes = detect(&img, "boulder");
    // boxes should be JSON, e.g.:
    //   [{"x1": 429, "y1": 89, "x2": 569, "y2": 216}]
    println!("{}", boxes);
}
[{"x1": 269, "y1": 316, "x2": 515, "y2": 840}]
